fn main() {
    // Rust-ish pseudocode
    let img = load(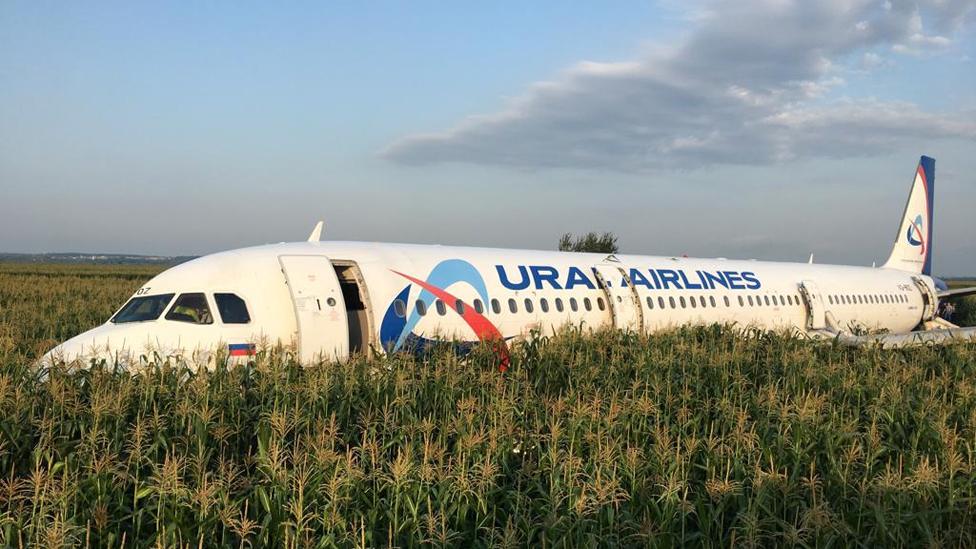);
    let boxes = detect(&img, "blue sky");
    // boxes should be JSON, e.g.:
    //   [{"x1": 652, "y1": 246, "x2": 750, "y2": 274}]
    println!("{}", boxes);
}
[{"x1": 2, "y1": 1, "x2": 974, "y2": 273}]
